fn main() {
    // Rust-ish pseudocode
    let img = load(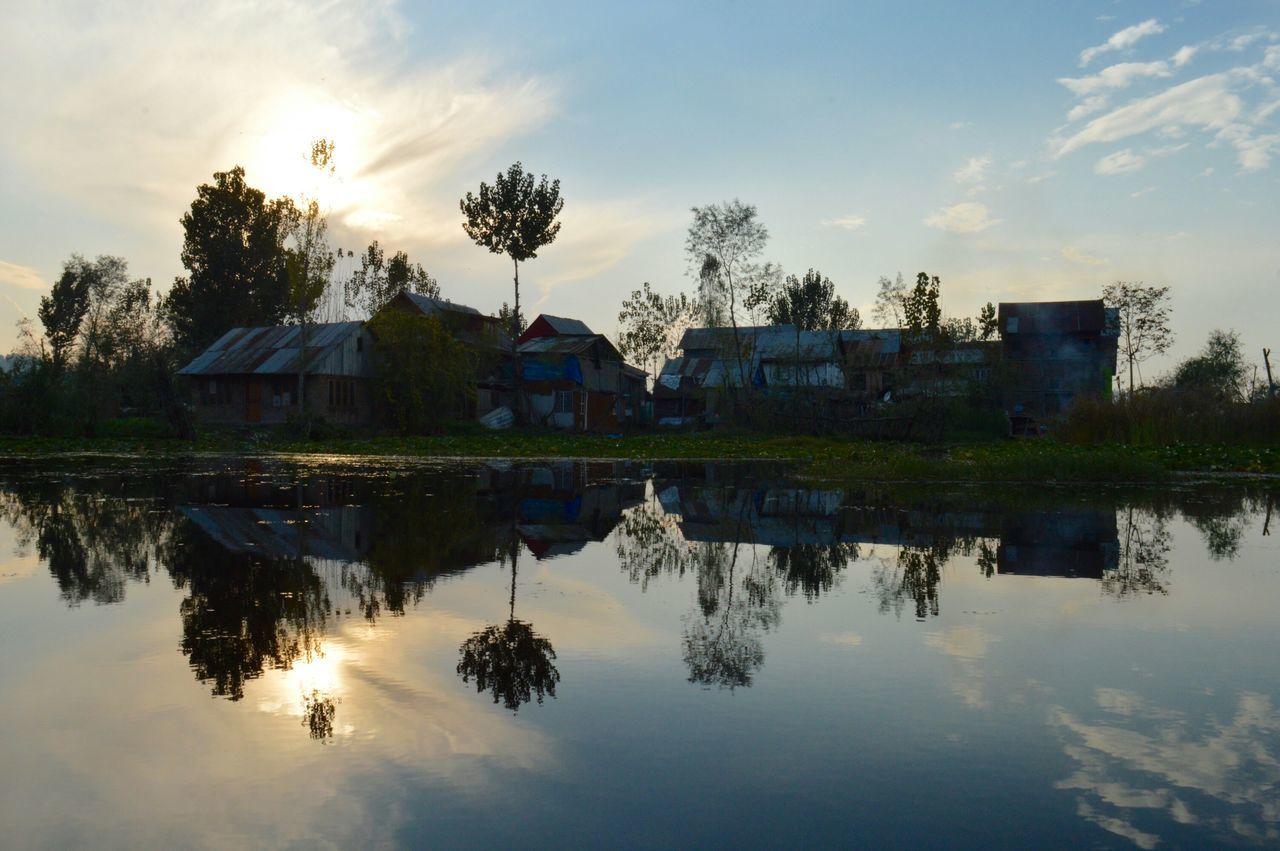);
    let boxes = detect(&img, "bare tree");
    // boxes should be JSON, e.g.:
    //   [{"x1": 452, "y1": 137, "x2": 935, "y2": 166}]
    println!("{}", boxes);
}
[{"x1": 1102, "y1": 281, "x2": 1173, "y2": 392}]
